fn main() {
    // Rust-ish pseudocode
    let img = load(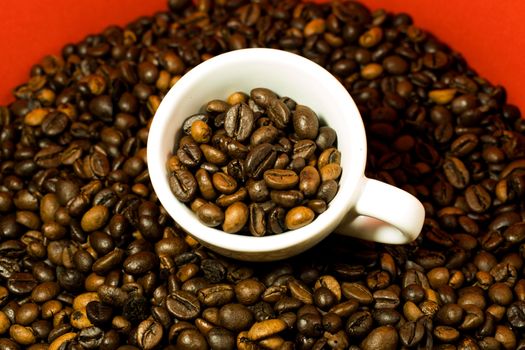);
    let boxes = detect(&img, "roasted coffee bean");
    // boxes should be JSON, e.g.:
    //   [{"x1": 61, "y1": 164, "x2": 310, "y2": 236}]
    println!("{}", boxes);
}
[
  {"x1": 436, "y1": 303, "x2": 464, "y2": 326},
  {"x1": 263, "y1": 169, "x2": 299, "y2": 190},
  {"x1": 399, "y1": 320, "x2": 424, "y2": 347},
  {"x1": 270, "y1": 190, "x2": 304, "y2": 208},
  {"x1": 316, "y1": 126, "x2": 337, "y2": 151},
  {"x1": 8, "y1": 272, "x2": 37, "y2": 295},
  {"x1": 201, "y1": 144, "x2": 227, "y2": 165},
  {"x1": 346, "y1": 311, "x2": 373, "y2": 338},
  {"x1": 206, "y1": 327, "x2": 235, "y2": 350},
  {"x1": 434, "y1": 325, "x2": 460, "y2": 342},
  {"x1": 507, "y1": 301, "x2": 525, "y2": 328},
  {"x1": 293, "y1": 105, "x2": 319, "y2": 140},
  {"x1": 176, "y1": 328, "x2": 208, "y2": 350},
  {"x1": 443, "y1": 157, "x2": 470, "y2": 189},
  {"x1": 299, "y1": 166, "x2": 321, "y2": 197},
  {"x1": 224, "y1": 103, "x2": 255, "y2": 142},
  {"x1": 168, "y1": 169, "x2": 197, "y2": 203},
  {"x1": 360, "y1": 325, "x2": 398, "y2": 350},
  {"x1": 191, "y1": 120, "x2": 212, "y2": 144},
  {"x1": 246, "y1": 179, "x2": 269, "y2": 202},
  {"x1": 198, "y1": 284, "x2": 235, "y2": 307},
  {"x1": 293, "y1": 140, "x2": 317, "y2": 160},
  {"x1": 212, "y1": 172, "x2": 237, "y2": 195},
  {"x1": 136, "y1": 318, "x2": 163, "y2": 350},
  {"x1": 219, "y1": 303, "x2": 254, "y2": 332},
  {"x1": 197, "y1": 202, "x2": 224, "y2": 227},
  {"x1": 251, "y1": 125, "x2": 279, "y2": 146},
  {"x1": 177, "y1": 138, "x2": 202, "y2": 167},
  {"x1": 86, "y1": 301, "x2": 112, "y2": 326},
  {"x1": 222, "y1": 202, "x2": 248, "y2": 234},
  {"x1": 123, "y1": 251, "x2": 157, "y2": 275},
  {"x1": 248, "y1": 203, "x2": 266, "y2": 237},
  {"x1": 465, "y1": 184, "x2": 492, "y2": 213},
  {"x1": 183, "y1": 114, "x2": 209, "y2": 135},
  {"x1": 267, "y1": 98, "x2": 290, "y2": 129},
  {"x1": 285, "y1": 206, "x2": 315, "y2": 230},
  {"x1": 342, "y1": 283, "x2": 373, "y2": 305},
  {"x1": 166, "y1": 290, "x2": 201, "y2": 321},
  {"x1": 316, "y1": 180, "x2": 338, "y2": 203},
  {"x1": 244, "y1": 143, "x2": 277, "y2": 179},
  {"x1": 250, "y1": 88, "x2": 277, "y2": 108}
]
